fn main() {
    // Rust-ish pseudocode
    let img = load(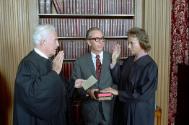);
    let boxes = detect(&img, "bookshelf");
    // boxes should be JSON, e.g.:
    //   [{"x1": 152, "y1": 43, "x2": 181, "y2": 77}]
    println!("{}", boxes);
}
[
  {"x1": 38, "y1": 0, "x2": 135, "y2": 124},
  {"x1": 38, "y1": 0, "x2": 135, "y2": 80}
]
